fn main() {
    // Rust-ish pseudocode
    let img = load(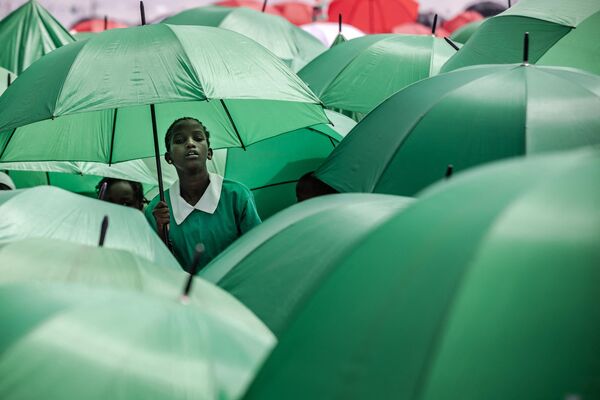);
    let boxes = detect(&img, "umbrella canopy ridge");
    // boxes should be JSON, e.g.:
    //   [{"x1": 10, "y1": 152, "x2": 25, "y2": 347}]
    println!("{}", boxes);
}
[
  {"x1": 0, "y1": 186, "x2": 180, "y2": 269},
  {"x1": 315, "y1": 63, "x2": 600, "y2": 196},
  {"x1": 0, "y1": 24, "x2": 328, "y2": 165},
  {"x1": 0, "y1": 0, "x2": 74, "y2": 74},
  {"x1": 441, "y1": 0, "x2": 600, "y2": 75},
  {"x1": 201, "y1": 194, "x2": 413, "y2": 336},
  {"x1": 0, "y1": 282, "x2": 274, "y2": 400},
  {"x1": 299, "y1": 34, "x2": 457, "y2": 118},
  {"x1": 163, "y1": 6, "x2": 325, "y2": 72},
  {"x1": 242, "y1": 148, "x2": 600, "y2": 400}
]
